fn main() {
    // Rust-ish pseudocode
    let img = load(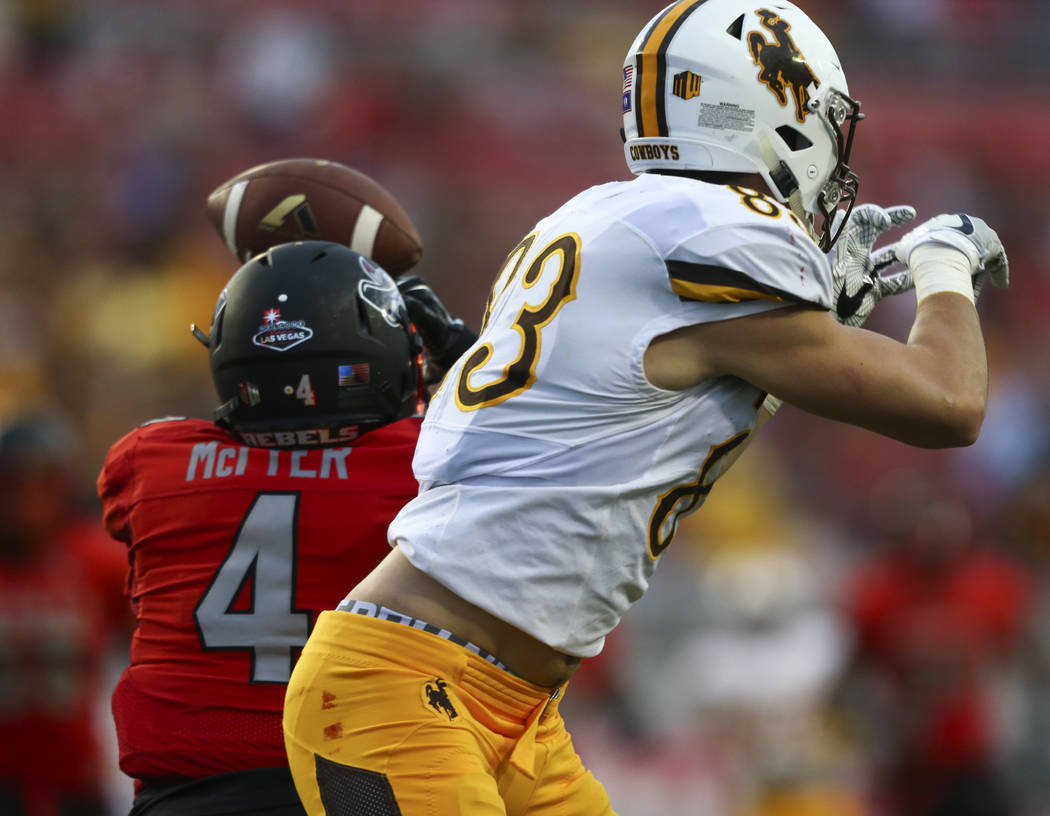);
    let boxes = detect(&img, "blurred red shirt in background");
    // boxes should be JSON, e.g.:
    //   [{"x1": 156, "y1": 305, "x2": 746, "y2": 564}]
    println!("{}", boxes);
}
[
  {"x1": 843, "y1": 496, "x2": 1033, "y2": 816},
  {"x1": 0, "y1": 412, "x2": 129, "y2": 816}
]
